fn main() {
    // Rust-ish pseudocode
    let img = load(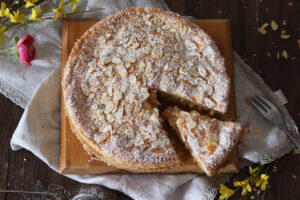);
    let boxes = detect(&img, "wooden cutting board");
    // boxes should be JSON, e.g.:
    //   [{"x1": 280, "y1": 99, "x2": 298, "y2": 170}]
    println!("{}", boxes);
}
[{"x1": 60, "y1": 19, "x2": 238, "y2": 174}]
